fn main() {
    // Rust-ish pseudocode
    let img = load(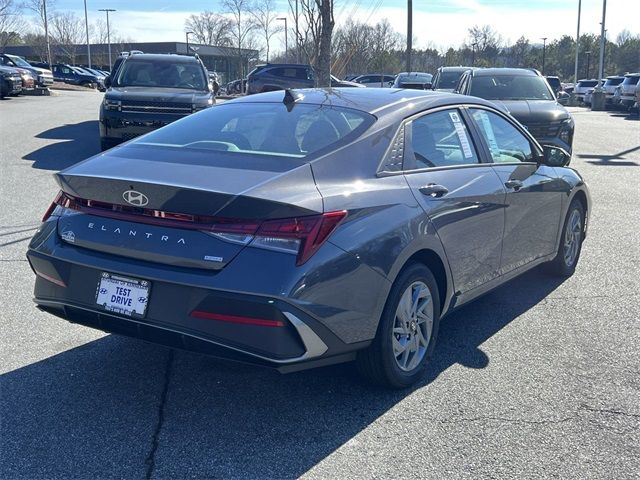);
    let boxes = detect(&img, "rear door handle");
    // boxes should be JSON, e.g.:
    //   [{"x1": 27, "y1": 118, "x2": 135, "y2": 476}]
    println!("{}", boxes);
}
[
  {"x1": 419, "y1": 184, "x2": 449, "y2": 198},
  {"x1": 504, "y1": 180, "x2": 524, "y2": 191}
]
